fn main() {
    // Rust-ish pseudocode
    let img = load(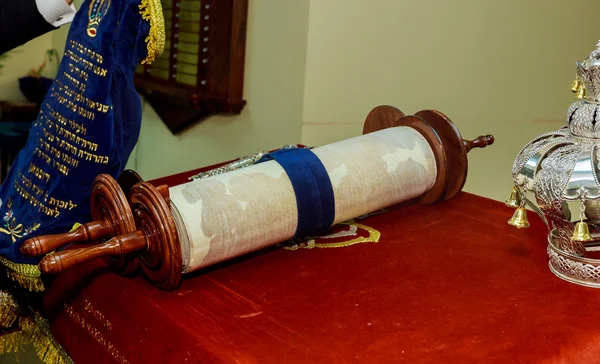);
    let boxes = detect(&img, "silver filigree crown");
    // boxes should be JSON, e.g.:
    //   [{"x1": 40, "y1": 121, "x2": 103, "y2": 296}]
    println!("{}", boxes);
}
[
  {"x1": 567, "y1": 41, "x2": 600, "y2": 138},
  {"x1": 509, "y1": 40, "x2": 600, "y2": 288},
  {"x1": 574, "y1": 41, "x2": 600, "y2": 103}
]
